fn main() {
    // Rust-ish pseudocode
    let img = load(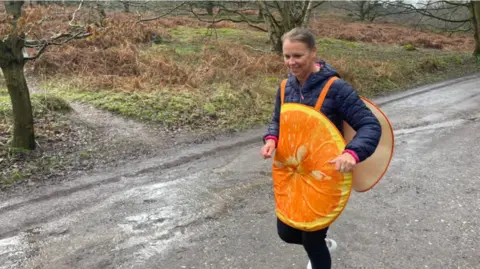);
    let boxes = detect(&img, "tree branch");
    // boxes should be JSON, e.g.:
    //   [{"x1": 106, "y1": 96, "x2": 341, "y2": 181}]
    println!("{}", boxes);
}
[
  {"x1": 188, "y1": 5, "x2": 267, "y2": 32},
  {"x1": 69, "y1": 0, "x2": 84, "y2": 27},
  {"x1": 312, "y1": 1, "x2": 325, "y2": 10},
  {"x1": 414, "y1": 9, "x2": 469, "y2": 23},
  {"x1": 24, "y1": 31, "x2": 92, "y2": 61},
  {"x1": 23, "y1": 43, "x2": 46, "y2": 60},
  {"x1": 258, "y1": 1, "x2": 281, "y2": 29},
  {"x1": 332, "y1": 1, "x2": 413, "y2": 21},
  {"x1": 136, "y1": 2, "x2": 186, "y2": 23},
  {"x1": 394, "y1": 2, "x2": 470, "y2": 23},
  {"x1": 444, "y1": 1, "x2": 469, "y2": 7},
  {"x1": 421, "y1": 20, "x2": 471, "y2": 33},
  {"x1": 214, "y1": 3, "x2": 264, "y2": 25}
]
